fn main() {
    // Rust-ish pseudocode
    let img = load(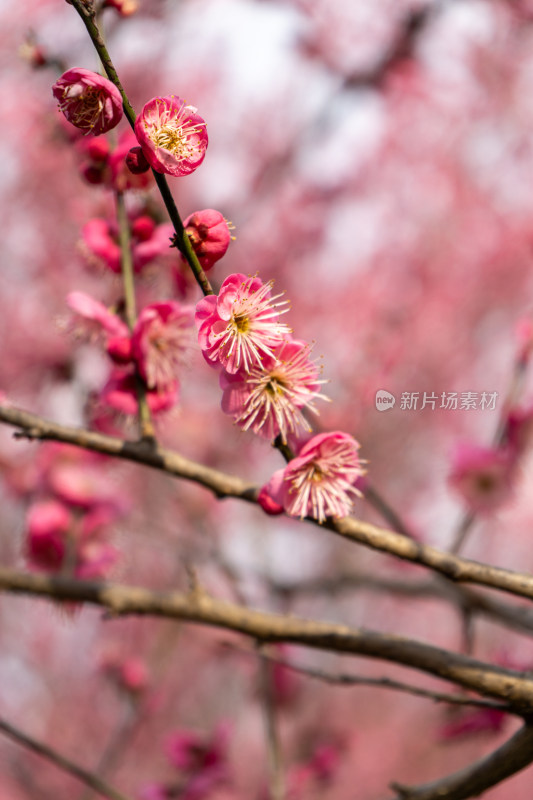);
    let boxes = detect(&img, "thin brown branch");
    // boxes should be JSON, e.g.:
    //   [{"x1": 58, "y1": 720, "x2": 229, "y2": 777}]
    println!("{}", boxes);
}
[
  {"x1": 390, "y1": 722, "x2": 533, "y2": 800},
  {"x1": 4, "y1": 403, "x2": 533, "y2": 609},
  {"x1": 227, "y1": 644, "x2": 511, "y2": 711},
  {"x1": 258, "y1": 649, "x2": 285, "y2": 800},
  {"x1": 0, "y1": 715, "x2": 133, "y2": 800},
  {"x1": 271, "y1": 571, "x2": 533, "y2": 638},
  {"x1": 0, "y1": 567, "x2": 533, "y2": 710}
]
